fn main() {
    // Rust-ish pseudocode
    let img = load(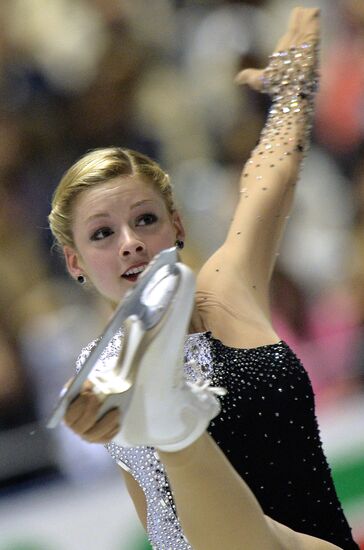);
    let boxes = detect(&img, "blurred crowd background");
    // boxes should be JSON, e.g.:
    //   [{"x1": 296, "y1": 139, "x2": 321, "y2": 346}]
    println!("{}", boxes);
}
[{"x1": 0, "y1": 0, "x2": 364, "y2": 548}]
